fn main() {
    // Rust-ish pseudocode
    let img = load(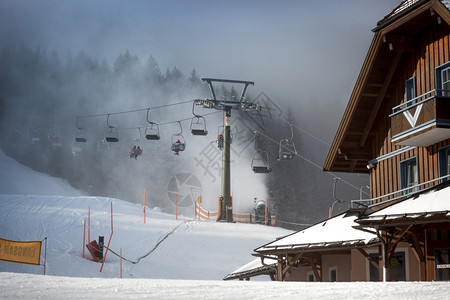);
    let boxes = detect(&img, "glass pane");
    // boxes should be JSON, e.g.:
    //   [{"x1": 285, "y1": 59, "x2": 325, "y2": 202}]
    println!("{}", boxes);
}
[
  {"x1": 442, "y1": 68, "x2": 450, "y2": 97},
  {"x1": 435, "y1": 248, "x2": 450, "y2": 281}
]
